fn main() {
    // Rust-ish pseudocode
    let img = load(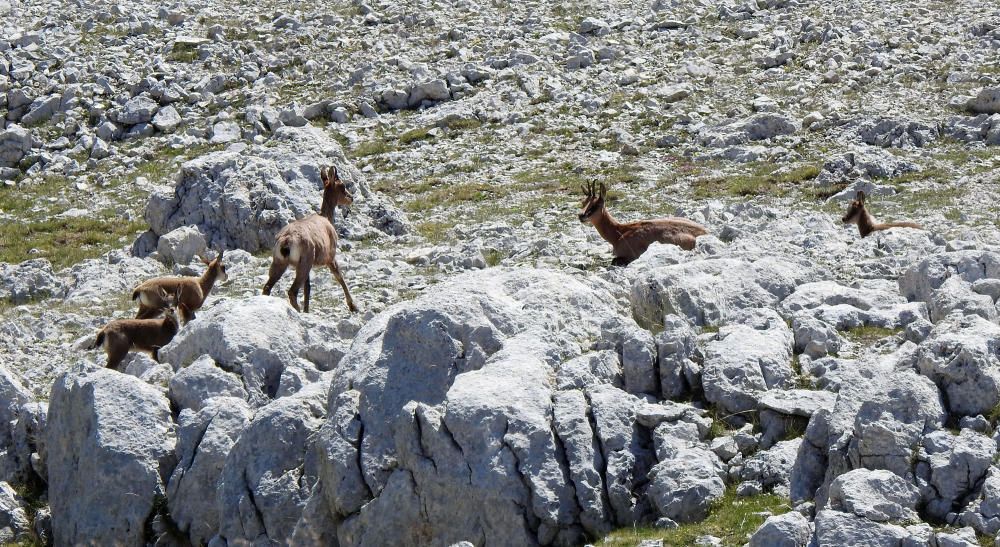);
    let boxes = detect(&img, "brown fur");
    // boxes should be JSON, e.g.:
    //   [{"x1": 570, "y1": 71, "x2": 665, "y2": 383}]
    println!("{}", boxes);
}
[
  {"x1": 578, "y1": 182, "x2": 708, "y2": 266},
  {"x1": 88, "y1": 290, "x2": 185, "y2": 370},
  {"x1": 842, "y1": 190, "x2": 922, "y2": 238},
  {"x1": 132, "y1": 250, "x2": 228, "y2": 323},
  {"x1": 262, "y1": 165, "x2": 358, "y2": 313}
]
